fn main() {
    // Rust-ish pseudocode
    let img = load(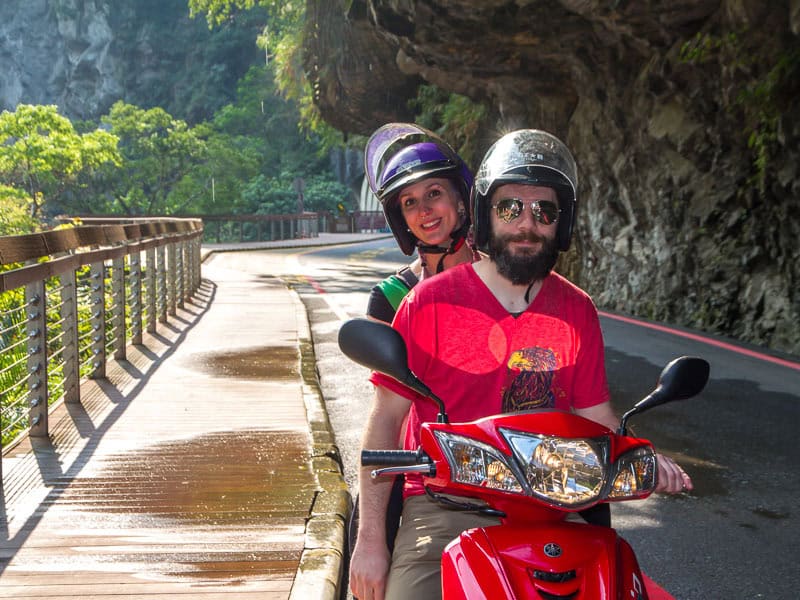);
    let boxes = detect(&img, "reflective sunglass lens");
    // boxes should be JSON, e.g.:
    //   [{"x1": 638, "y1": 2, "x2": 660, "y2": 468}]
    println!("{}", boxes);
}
[
  {"x1": 494, "y1": 198, "x2": 559, "y2": 225},
  {"x1": 495, "y1": 199, "x2": 522, "y2": 222},
  {"x1": 536, "y1": 201, "x2": 560, "y2": 225}
]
